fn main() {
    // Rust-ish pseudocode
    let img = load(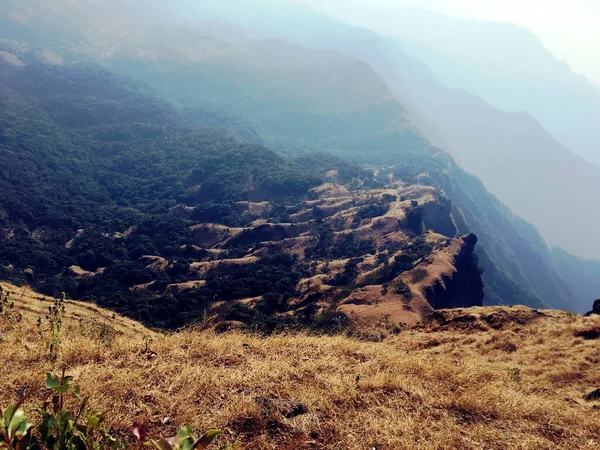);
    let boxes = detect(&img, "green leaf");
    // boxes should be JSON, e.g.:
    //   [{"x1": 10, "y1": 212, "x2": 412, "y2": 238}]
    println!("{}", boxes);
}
[
  {"x1": 176, "y1": 425, "x2": 196, "y2": 441},
  {"x1": 45, "y1": 373, "x2": 72, "y2": 393},
  {"x1": 191, "y1": 430, "x2": 221, "y2": 450},
  {"x1": 85, "y1": 413, "x2": 101, "y2": 428},
  {"x1": 176, "y1": 425, "x2": 197, "y2": 450},
  {"x1": 14, "y1": 418, "x2": 33, "y2": 439},
  {"x1": 2, "y1": 405, "x2": 15, "y2": 428},
  {"x1": 9, "y1": 409, "x2": 26, "y2": 434}
]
